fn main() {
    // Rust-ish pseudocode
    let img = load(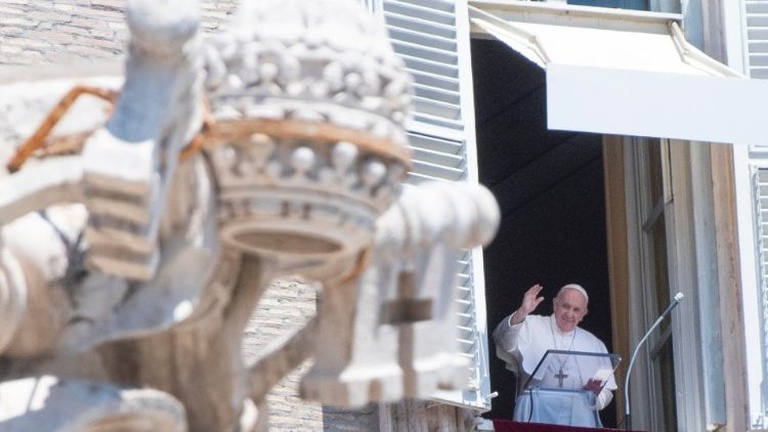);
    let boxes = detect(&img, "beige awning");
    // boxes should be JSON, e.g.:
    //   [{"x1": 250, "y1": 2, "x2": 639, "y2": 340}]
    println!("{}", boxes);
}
[{"x1": 469, "y1": 2, "x2": 768, "y2": 145}]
